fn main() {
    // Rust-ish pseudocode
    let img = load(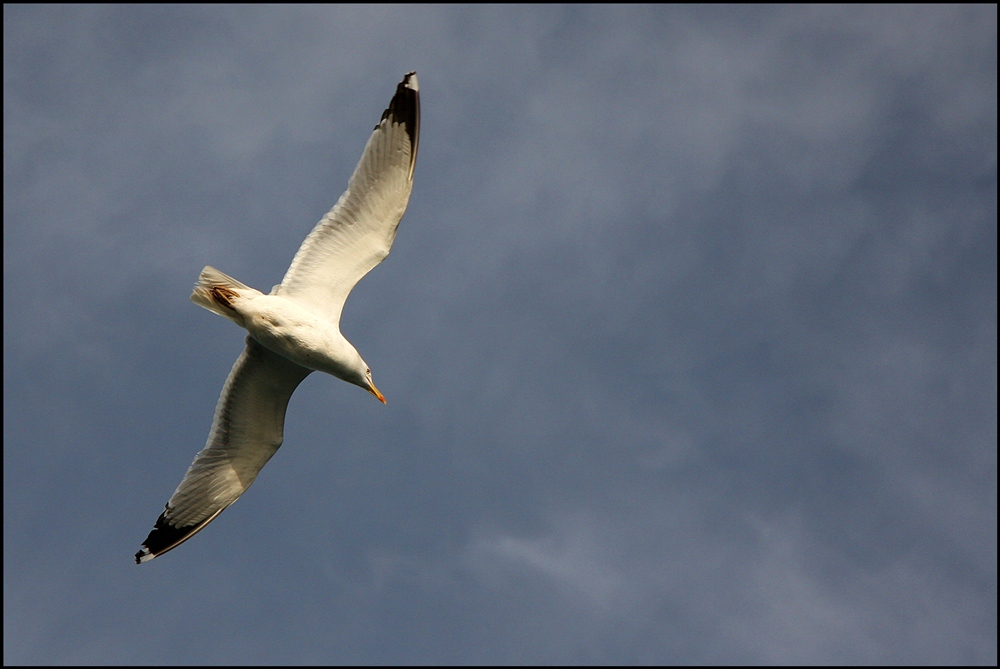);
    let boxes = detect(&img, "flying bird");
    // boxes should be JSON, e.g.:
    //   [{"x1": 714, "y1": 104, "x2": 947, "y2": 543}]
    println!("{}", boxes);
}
[{"x1": 135, "y1": 72, "x2": 420, "y2": 563}]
